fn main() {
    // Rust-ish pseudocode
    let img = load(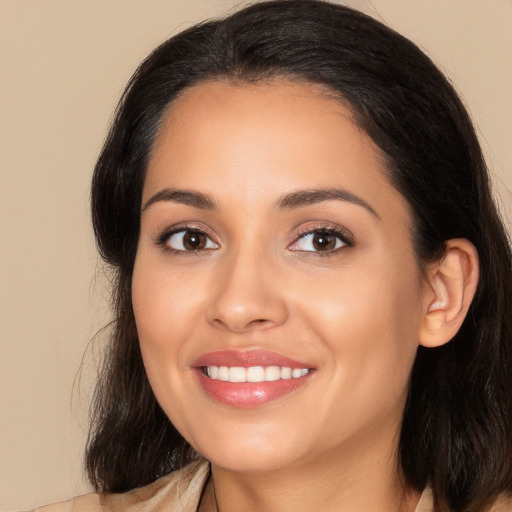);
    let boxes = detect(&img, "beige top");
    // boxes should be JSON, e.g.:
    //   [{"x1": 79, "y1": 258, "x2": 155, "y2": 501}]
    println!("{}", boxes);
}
[{"x1": 26, "y1": 459, "x2": 511, "y2": 512}]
